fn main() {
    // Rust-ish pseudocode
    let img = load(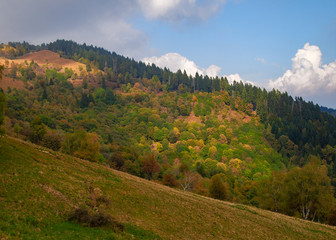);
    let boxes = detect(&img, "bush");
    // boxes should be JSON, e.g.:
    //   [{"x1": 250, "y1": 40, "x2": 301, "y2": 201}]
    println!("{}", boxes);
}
[
  {"x1": 69, "y1": 207, "x2": 124, "y2": 231},
  {"x1": 162, "y1": 173, "x2": 178, "y2": 187},
  {"x1": 42, "y1": 132, "x2": 62, "y2": 151}
]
